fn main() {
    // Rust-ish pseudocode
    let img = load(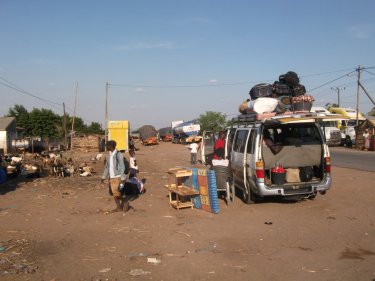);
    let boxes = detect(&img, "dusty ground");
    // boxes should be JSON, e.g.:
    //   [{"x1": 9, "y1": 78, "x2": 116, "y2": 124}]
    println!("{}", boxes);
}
[{"x1": 1, "y1": 142, "x2": 375, "y2": 281}]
